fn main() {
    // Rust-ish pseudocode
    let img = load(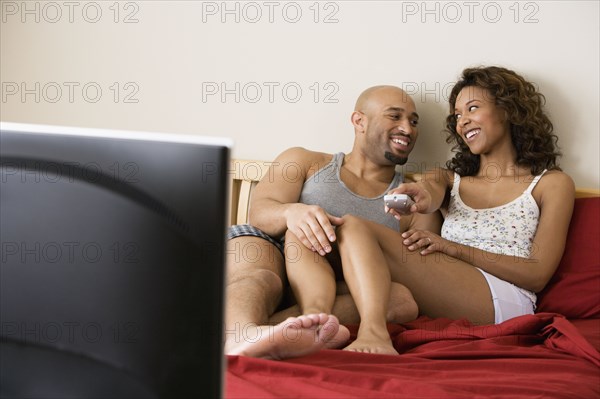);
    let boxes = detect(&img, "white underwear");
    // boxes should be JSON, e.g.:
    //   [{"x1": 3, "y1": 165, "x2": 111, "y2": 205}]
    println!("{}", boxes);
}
[{"x1": 477, "y1": 268, "x2": 535, "y2": 324}]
